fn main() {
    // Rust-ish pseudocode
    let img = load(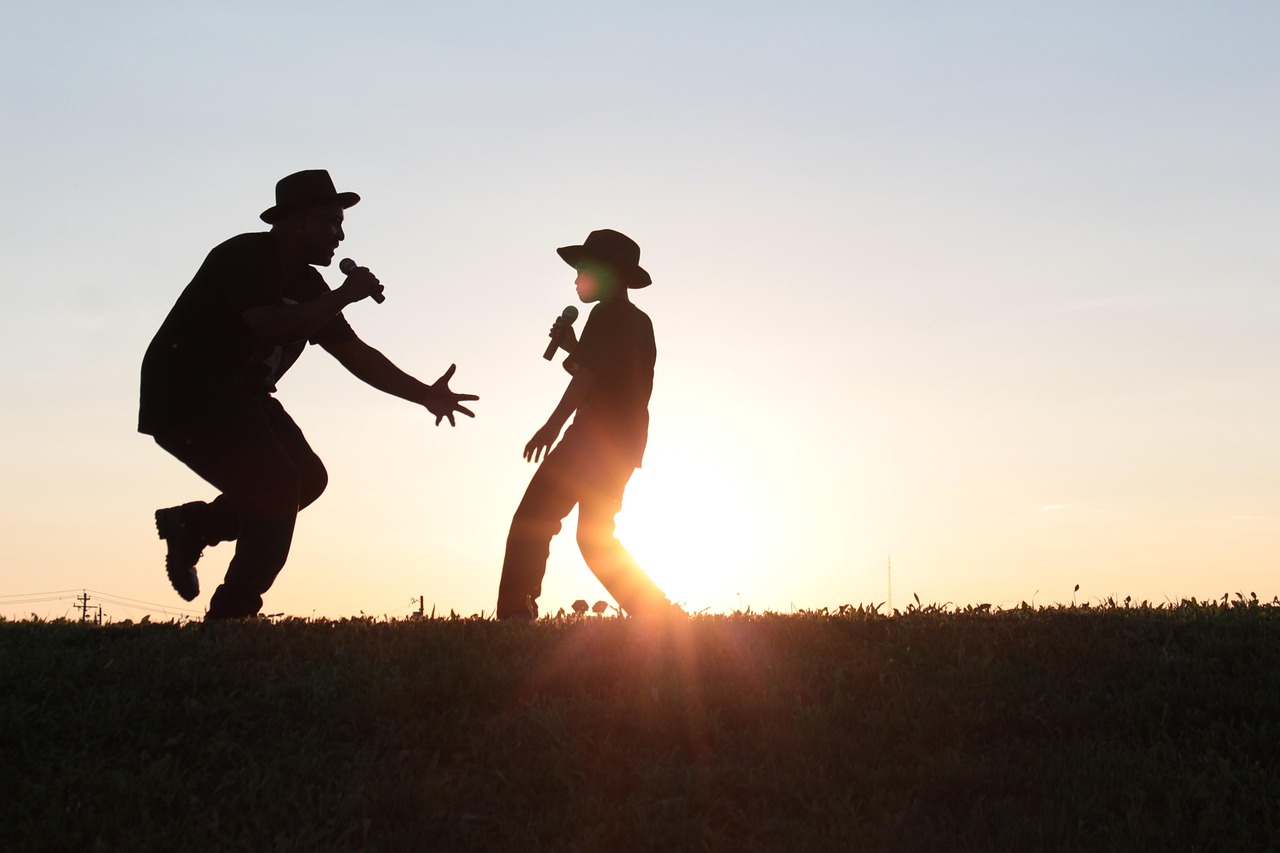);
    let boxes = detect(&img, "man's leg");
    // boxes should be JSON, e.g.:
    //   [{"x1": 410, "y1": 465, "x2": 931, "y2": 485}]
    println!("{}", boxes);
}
[
  {"x1": 154, "y1": 397, "x2": 327, "y2": 618},
  {"x1": 259, "y1": 397, "x2": 329, "y2": 513},
  {"x1": 576, "y1": 466, "x2": 672, "y2": 617},
  {"x1": 496, "y1": 444, "x2": 581, "y2": 620}
]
